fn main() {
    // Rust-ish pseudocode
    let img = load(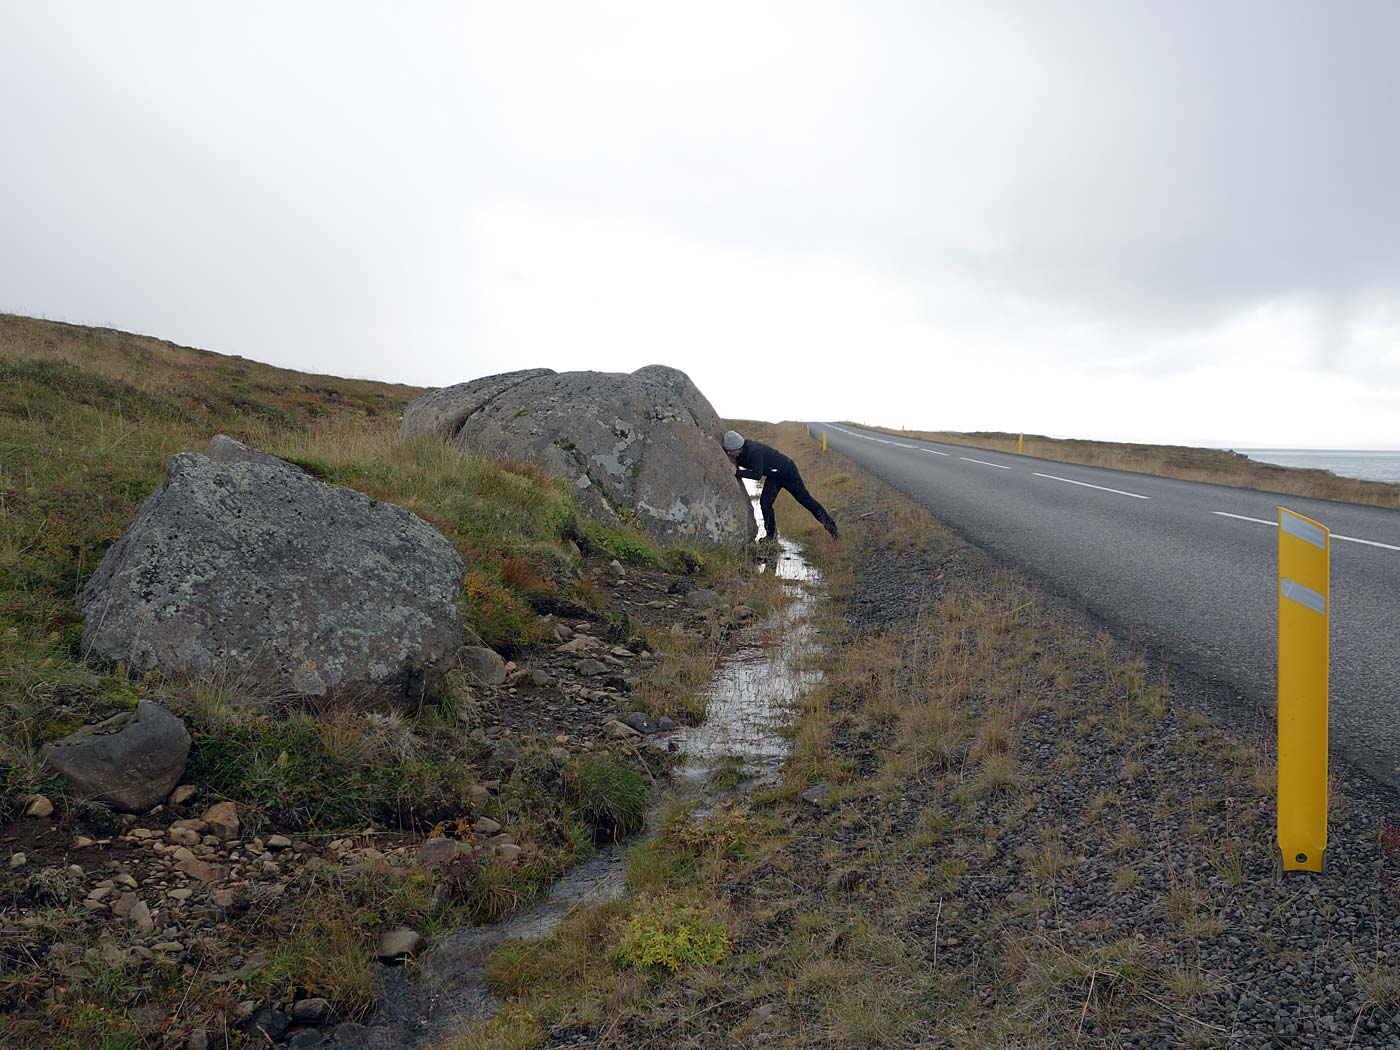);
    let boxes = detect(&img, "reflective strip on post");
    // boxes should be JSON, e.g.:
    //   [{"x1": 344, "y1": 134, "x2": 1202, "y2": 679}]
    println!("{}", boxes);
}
[
  {"x1": 822, "y1": 430, "x2": 828, "y2": 452},
  {"x1": 1277, "y1": 507, "x2": 1329, "y2": 873}
]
